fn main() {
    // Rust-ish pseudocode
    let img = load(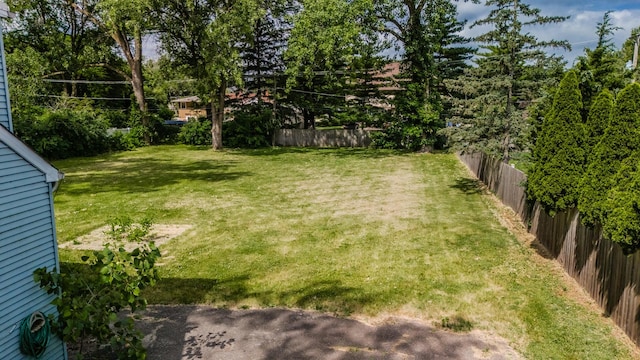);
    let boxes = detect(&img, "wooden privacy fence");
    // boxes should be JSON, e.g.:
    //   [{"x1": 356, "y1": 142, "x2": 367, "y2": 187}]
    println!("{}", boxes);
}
[
  {"x1": 274, "y1": 129, "x2": 376, "y2": 147},
  {"x1": 459, "y1": 152, "x2": 640, "y2": 346}
]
